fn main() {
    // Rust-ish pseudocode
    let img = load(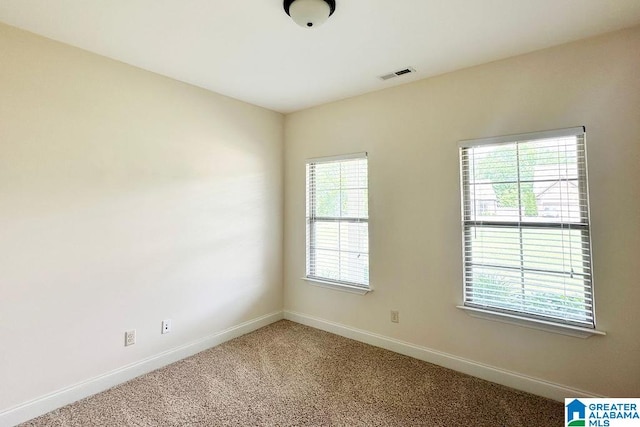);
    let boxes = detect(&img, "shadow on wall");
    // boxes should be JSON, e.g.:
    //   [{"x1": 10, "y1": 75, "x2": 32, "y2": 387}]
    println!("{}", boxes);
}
[{"x1": 0, "y1": 167, "x2": 280, "y2": 411}]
